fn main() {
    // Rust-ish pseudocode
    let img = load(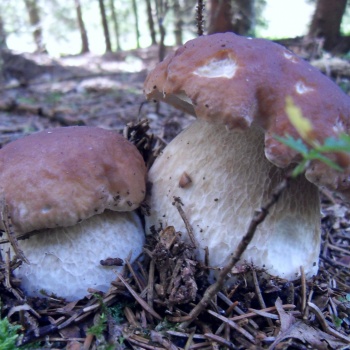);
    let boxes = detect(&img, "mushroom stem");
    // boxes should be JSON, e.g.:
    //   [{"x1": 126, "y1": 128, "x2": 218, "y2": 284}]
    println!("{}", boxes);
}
[{"x1": 146, "y1": 120, "x2": 321, "y2": 280}]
